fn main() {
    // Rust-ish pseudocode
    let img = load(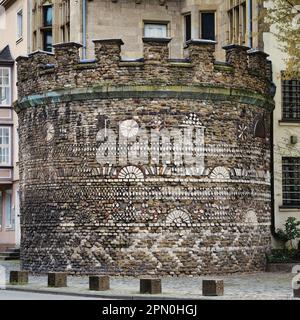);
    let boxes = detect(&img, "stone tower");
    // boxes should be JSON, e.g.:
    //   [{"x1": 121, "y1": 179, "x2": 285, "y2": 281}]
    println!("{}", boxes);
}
[{"x1": 15, "y1": 38, "x2": 274, "y2": 275}]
